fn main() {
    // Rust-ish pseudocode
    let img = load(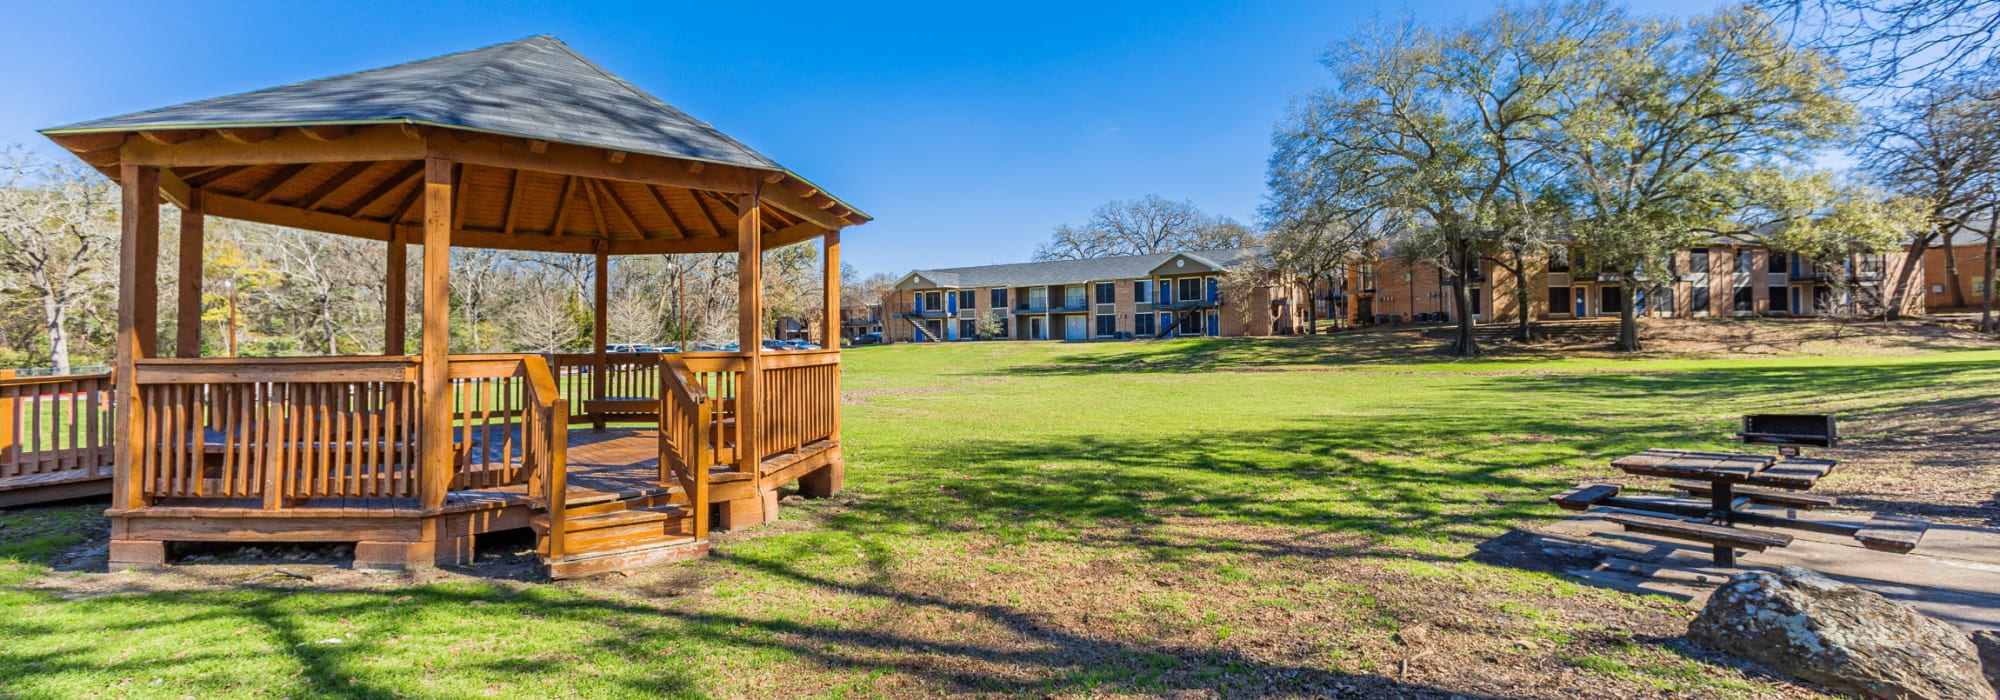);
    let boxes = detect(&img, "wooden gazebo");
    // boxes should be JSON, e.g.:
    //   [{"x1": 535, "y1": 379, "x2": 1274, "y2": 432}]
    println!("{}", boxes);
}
[{"x1": 39, "y1": 36, "x2": 866, "y2": 577}]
